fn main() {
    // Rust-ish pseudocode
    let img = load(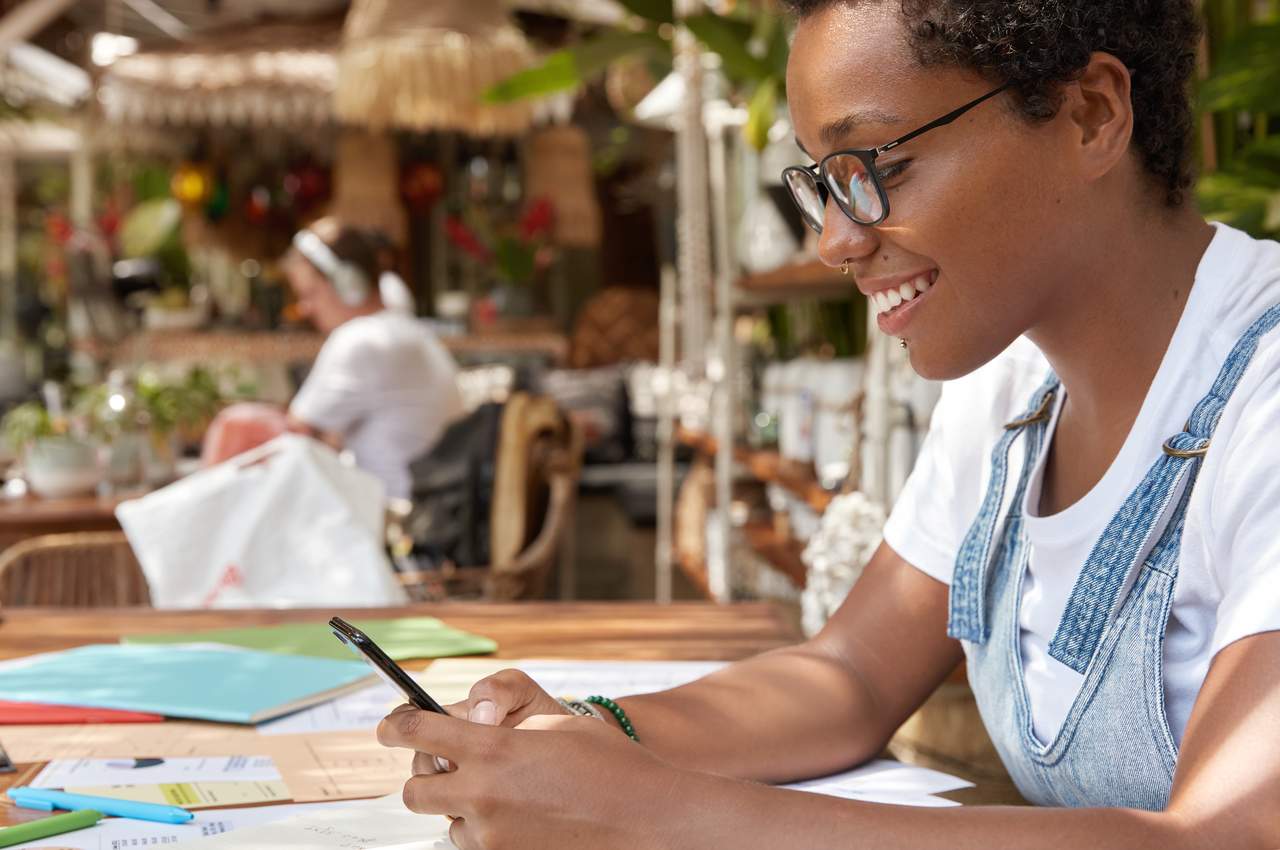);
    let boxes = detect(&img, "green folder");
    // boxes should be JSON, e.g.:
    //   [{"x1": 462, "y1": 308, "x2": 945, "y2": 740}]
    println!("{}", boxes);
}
[{"x1": 123, "y1": 617, "x2": 497, "y2": 661}]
